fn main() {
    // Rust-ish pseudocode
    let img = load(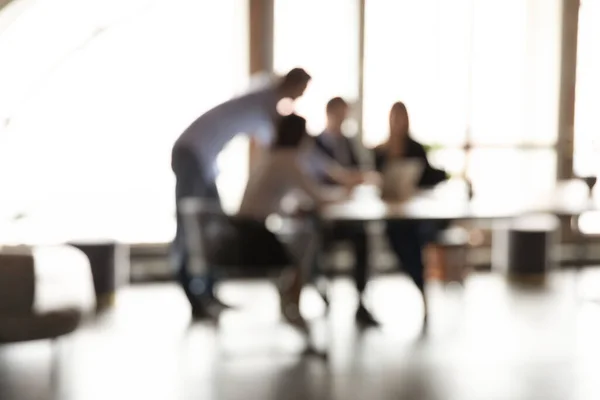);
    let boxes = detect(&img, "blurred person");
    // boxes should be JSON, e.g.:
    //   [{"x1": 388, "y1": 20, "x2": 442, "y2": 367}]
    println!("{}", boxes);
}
[
  {"x1": 171, "y1": 68, "x2": 312, "y2": 319},
  {"x1": 237, "y1": 113, "x2": 345, "y2": 333},
  {"x1": 312, "y1": 97, "x2": 379, "y2": 327},
  {"x1": 373, "y1": 101, "x2": 448, "y2": 322},
  {"x1": 172, "y1": 68, "x2": 362, "y2": 319}
]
